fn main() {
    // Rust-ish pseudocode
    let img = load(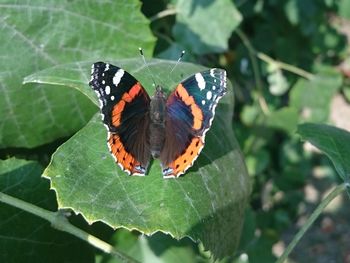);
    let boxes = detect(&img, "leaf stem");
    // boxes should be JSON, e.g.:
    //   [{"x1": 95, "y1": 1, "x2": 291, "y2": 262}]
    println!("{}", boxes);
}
[
  {"x1": 256, "y1": 52, "x2": 314, "y2": 80},
  {"x1": 277, "y1": 183, "x2": 348, "y2": 263},
  {"x1": 150, "y1": 8, "x2": 177, "y2": 22},
  {"x1": 0, "y1": 192, "x2": 139, "y2": 263},
  {"x1": 235, "y1": 28, "x2": 315, "y2": 117}
]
